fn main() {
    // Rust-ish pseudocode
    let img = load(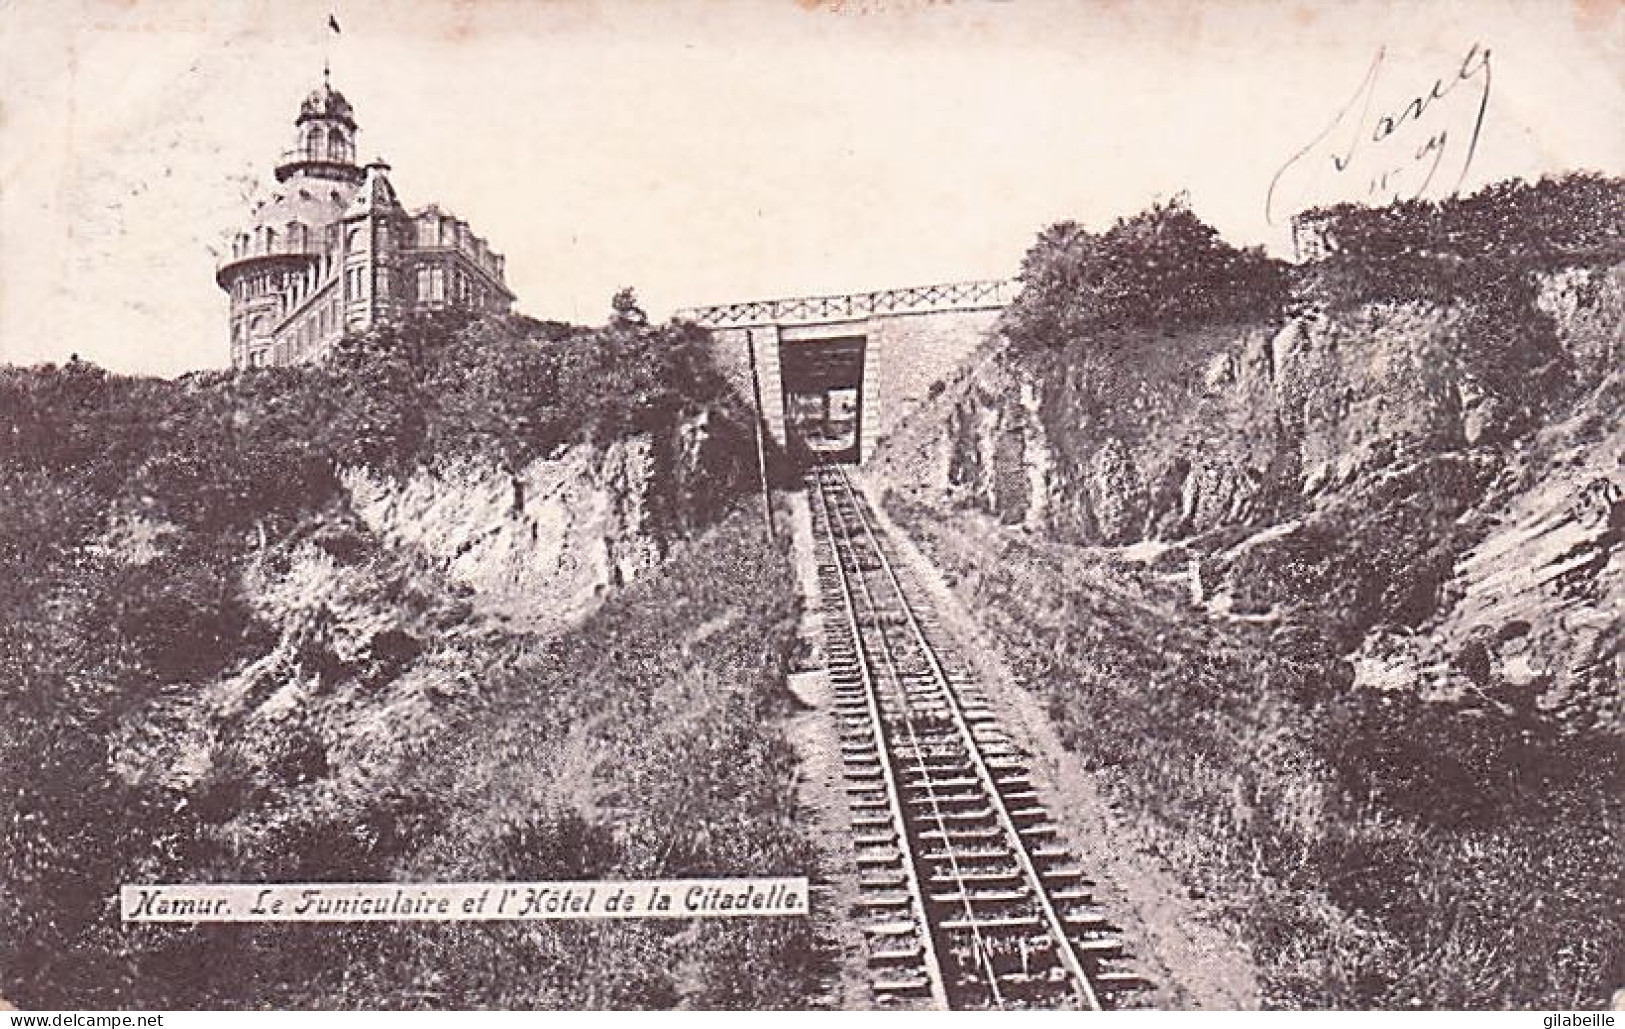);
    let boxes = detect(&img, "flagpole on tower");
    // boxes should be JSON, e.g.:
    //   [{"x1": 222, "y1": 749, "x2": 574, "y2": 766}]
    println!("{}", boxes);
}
[{"x1": 325, "y1": 12, "x2": 342, "y2": 81}]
